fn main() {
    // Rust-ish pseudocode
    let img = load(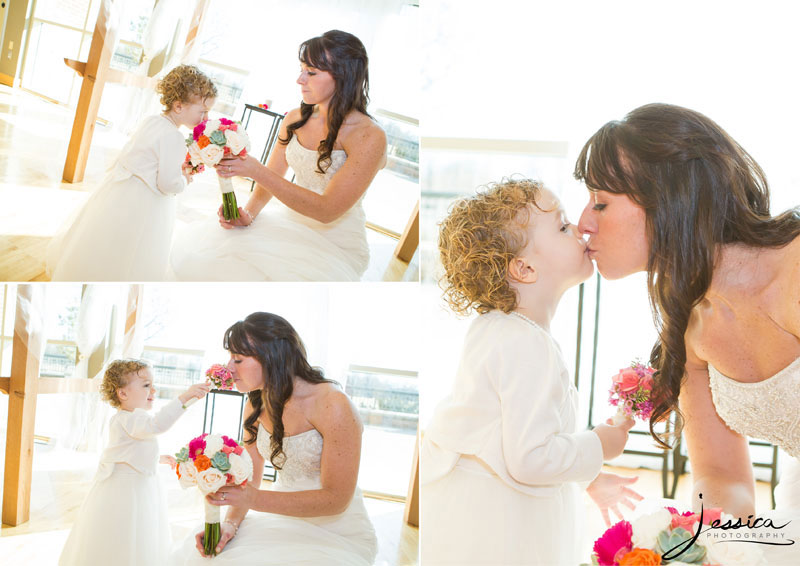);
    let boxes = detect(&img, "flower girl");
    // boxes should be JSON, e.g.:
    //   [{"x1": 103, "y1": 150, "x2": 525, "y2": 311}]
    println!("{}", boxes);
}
[
  {"x1": 59, "y1": 359, "x2": 211, "y2": 566},
  {"x1": 421, "y1": 179, "x2": 642, "y2": 565},
  {"x1": 47, "y1": 64, "x2": 216, "y2": 281}
]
